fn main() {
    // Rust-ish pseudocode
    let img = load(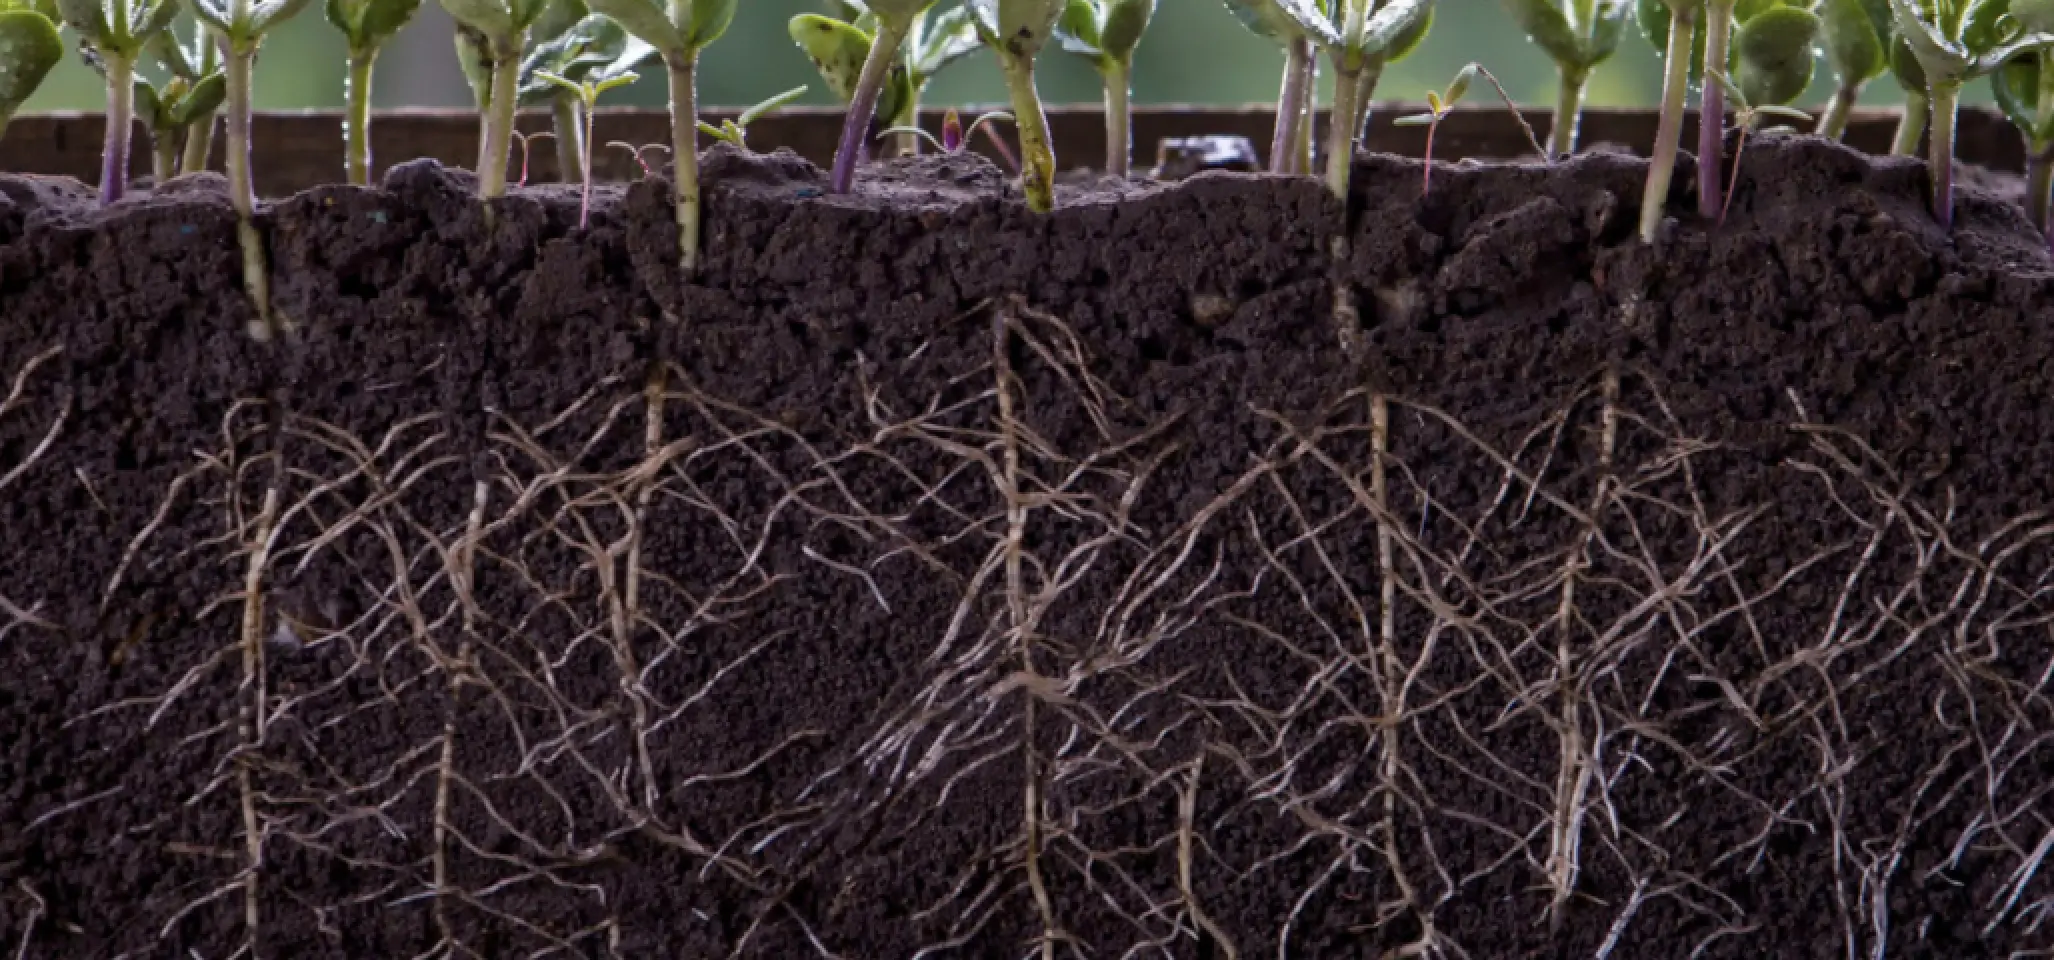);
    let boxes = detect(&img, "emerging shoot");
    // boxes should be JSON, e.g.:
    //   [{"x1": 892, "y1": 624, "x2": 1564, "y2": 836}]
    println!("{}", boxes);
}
[
  {"x1": 0, "y1": 0, "x2": 63, "y2": 149},
  {"x1": 186, "y1": 0, "x2": 315, "y2": 336},
  {"x1": 1052, "y1": 0, "x2": 1157, "y2": 177},
  {"x1": 135, "y1": 34, "x2": 226, "y2": 183},
  {"x1": 1695, "y1": 0, "x2": 1820, "y2": 221},
  {"x1": 531, "y1": 36, "x2": 644, "y2": 228},
  {"x1": 792, "y1": 2, "x2": 979, "y2": 160},
  {"x1": 1814, "y1": 0, "x2": 1888, "y2": 139},
  {"x1": 325, "y1": 0, "x2": 421, "y2": 184},
  {"x1": 519, "y1": 10, "x2": 656, "y2": 183},
  {"x1": 1704, "y1": 66, "x2": 1814, "y2": 223},
  {"x1": 877, "y1": 105, "x2": 1013, "y2": 154},
  {"x1": 579, "y1": 0, "x2": 736, "y2": 273},
  {"x1": 1393, "y1": 62, "x2": 1545, "y2": 194},
  {"x1": 696, "y1": 83, "x2": 807, "y2": 152},
  {"x1": 801, "y1": 0, "x2": 940, "y2": 194},
  {"x1": 443, "y1": 0, "x2": 549, "y2": 204},
  {"x1": 175, "y1": 21, "x2": 218, "y2": 172},
  {"x1": 1255, "y1": 0, "x2": 1436, "y2": 200},
  {"x1": 969, "y1": 0, "x2": 1069, "y2": 212},
  {"x1": 58, "y1": 0, "x2": 180, "y2": 204},
  {"x1": 1887, "y1": 0, "x2": 2054, "y2": 228},
  {"x1": 1499, "y1": 0, "x2": 1630, "y2": 158}
]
